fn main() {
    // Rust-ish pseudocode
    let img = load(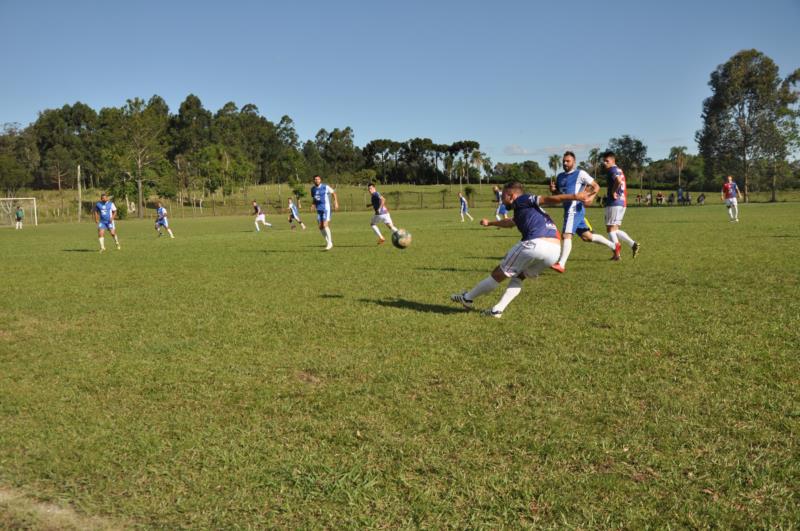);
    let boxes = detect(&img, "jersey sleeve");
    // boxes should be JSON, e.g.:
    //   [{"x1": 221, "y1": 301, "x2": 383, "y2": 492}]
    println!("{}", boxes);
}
[
  {"x1": 111, "y1": 202, "x2": 118, "y2": 212},
  {"x1": 578, "y1": 170, "x2": 595, "y2": 186}
]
